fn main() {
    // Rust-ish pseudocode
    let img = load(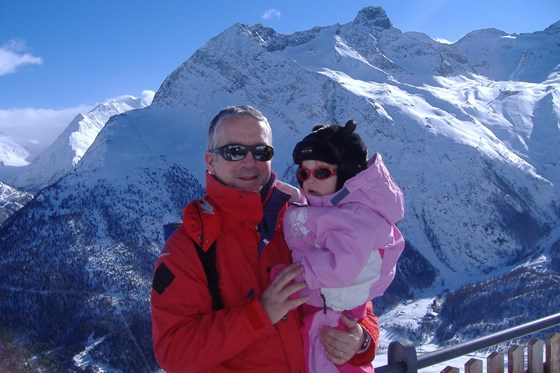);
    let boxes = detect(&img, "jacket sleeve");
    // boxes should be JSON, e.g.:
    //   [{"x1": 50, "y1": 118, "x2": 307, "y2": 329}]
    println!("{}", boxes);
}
[
  {"x1": 150, "y1": 228, "x2": 276, "y2": 373},
  {"x1": 296, "y1": 204, "x2": 395, "y2": 289}
]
